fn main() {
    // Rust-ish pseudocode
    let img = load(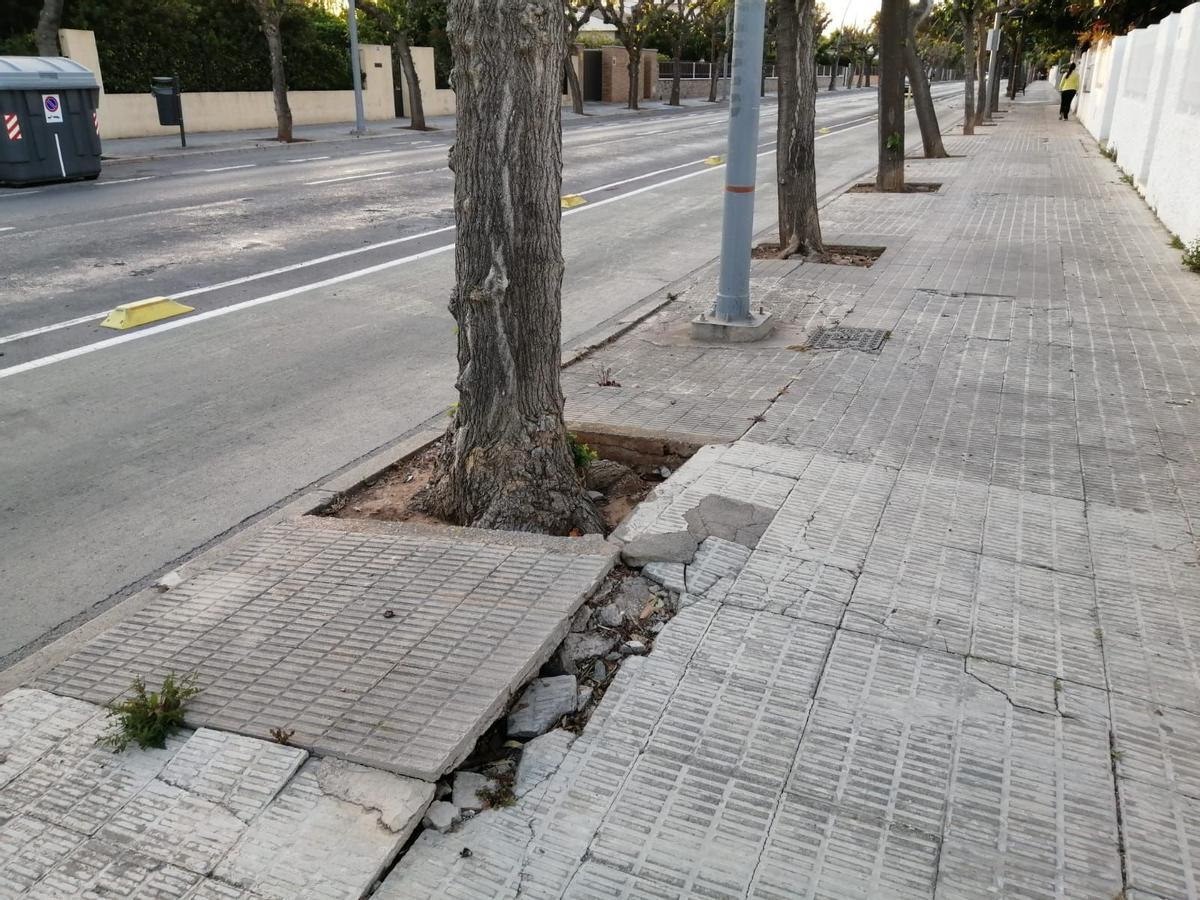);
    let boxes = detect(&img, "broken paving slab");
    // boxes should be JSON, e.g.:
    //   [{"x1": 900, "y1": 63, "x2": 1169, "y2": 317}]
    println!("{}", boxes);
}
[
  {"x1": 32, "y1": 517, "x2": 616, "y2": 781},
  {"x1": 0, "y1": 689, "x2": 428, "y2": 900},
  {"x1": 611, "y1": 442, "x2": 815, "y2": 551},
  {"x1": 214, "y1": 757, "x2": 433, "y2": 900}
]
